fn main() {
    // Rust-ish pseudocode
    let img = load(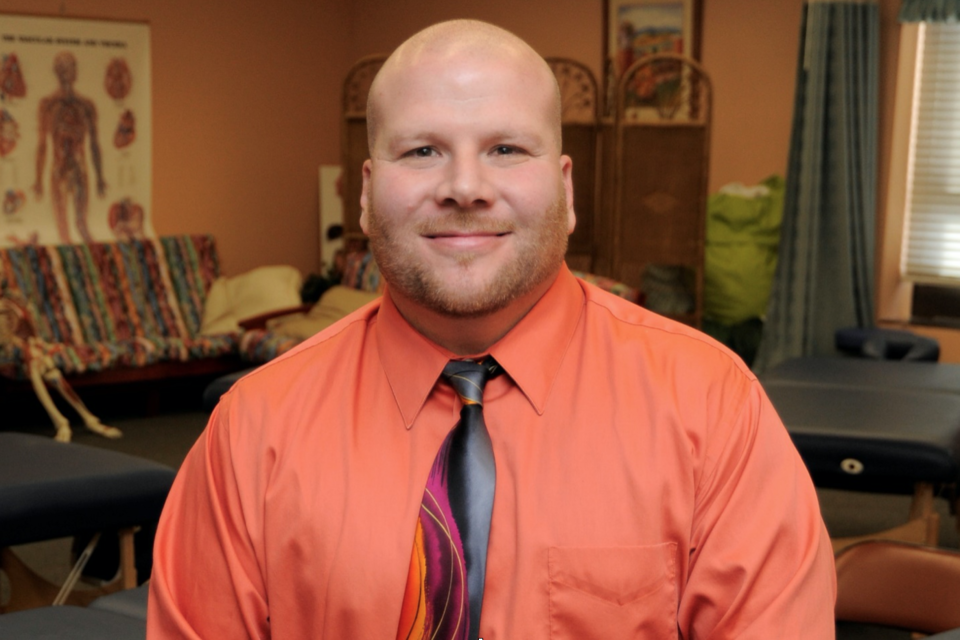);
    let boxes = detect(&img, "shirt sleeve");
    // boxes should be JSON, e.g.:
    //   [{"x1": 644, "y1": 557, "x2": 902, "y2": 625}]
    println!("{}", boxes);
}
[
  {"x1": 677, "y1": 378, "x2": 837, "y2": 639},
  {"x1": 147, "y1": 398, "x2": 270, "y2": 639}
]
